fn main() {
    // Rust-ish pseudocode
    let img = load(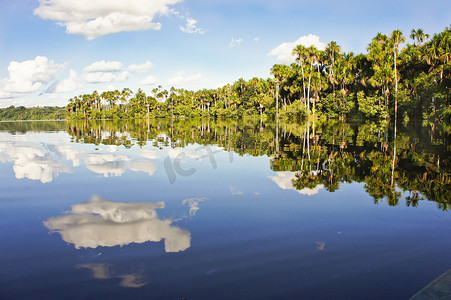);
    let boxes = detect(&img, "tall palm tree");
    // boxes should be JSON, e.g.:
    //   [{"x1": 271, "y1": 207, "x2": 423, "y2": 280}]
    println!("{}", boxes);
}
[
  {"x1": 305, "y1": 45, "x2": 319, "y2": 113},
  {"x1": 391, "y1": 29, "x2": 406, "y2": 119},
  {"x1": 325, "y1": 41, "x2": 341, "y2": 95},
  {"x1": 293, "y1": 44, "x2": 307, "y2": 107},
  {"x1": 410, "y1": 28, "x2": 430, "y2": 47},
  {"x1": 271, "y1": 64, "x2": 291, "y2": 118},
  {"x1": 367, "y1": 32, "x2": 393, "y2": 113}
]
